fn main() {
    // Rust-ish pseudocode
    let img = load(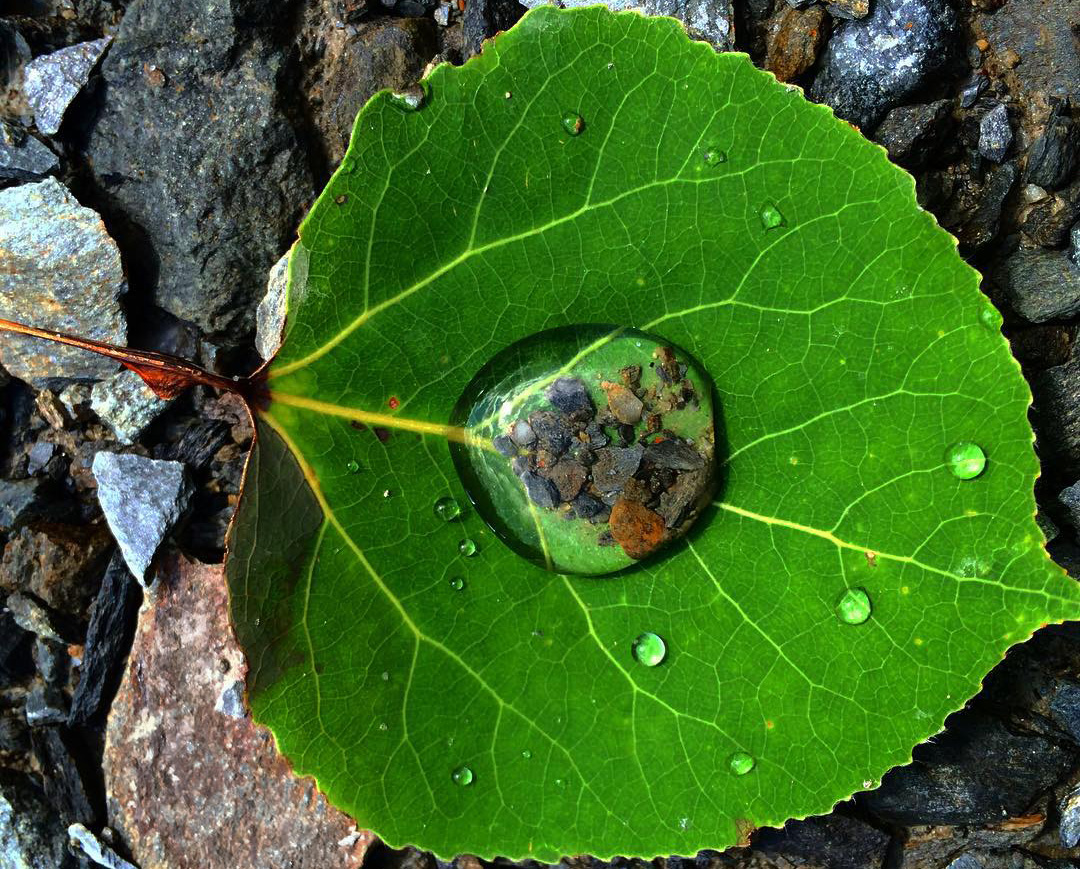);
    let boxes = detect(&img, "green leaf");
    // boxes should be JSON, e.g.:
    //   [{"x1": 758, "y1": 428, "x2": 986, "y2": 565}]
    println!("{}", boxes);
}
[{"x1": 226, "y1": 6, "x2": 1080, "y2": 860}]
